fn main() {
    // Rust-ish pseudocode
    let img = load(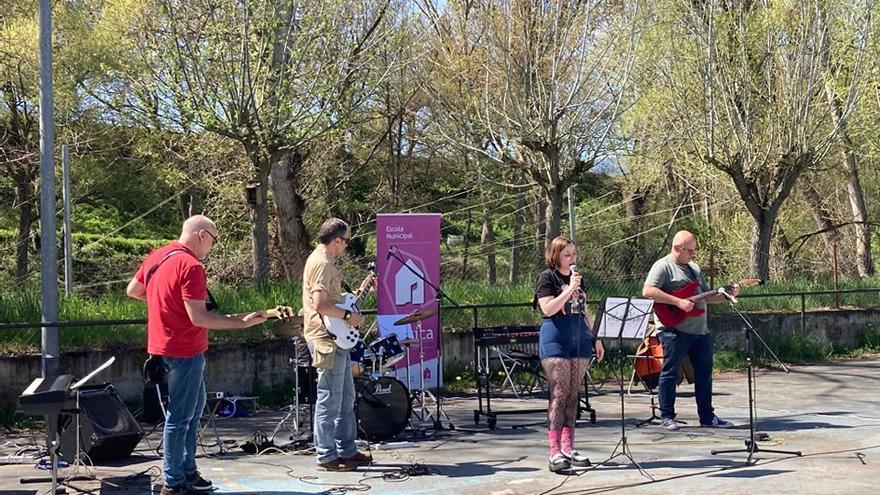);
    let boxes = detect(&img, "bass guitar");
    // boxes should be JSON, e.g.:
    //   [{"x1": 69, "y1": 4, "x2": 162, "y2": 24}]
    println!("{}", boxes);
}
[
  {"x1": 653, "y1": 278, "x2": 762, "y2": 328},
  {"x1": 322, "y1": 263, "x2": 376, "y2": 350}
]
